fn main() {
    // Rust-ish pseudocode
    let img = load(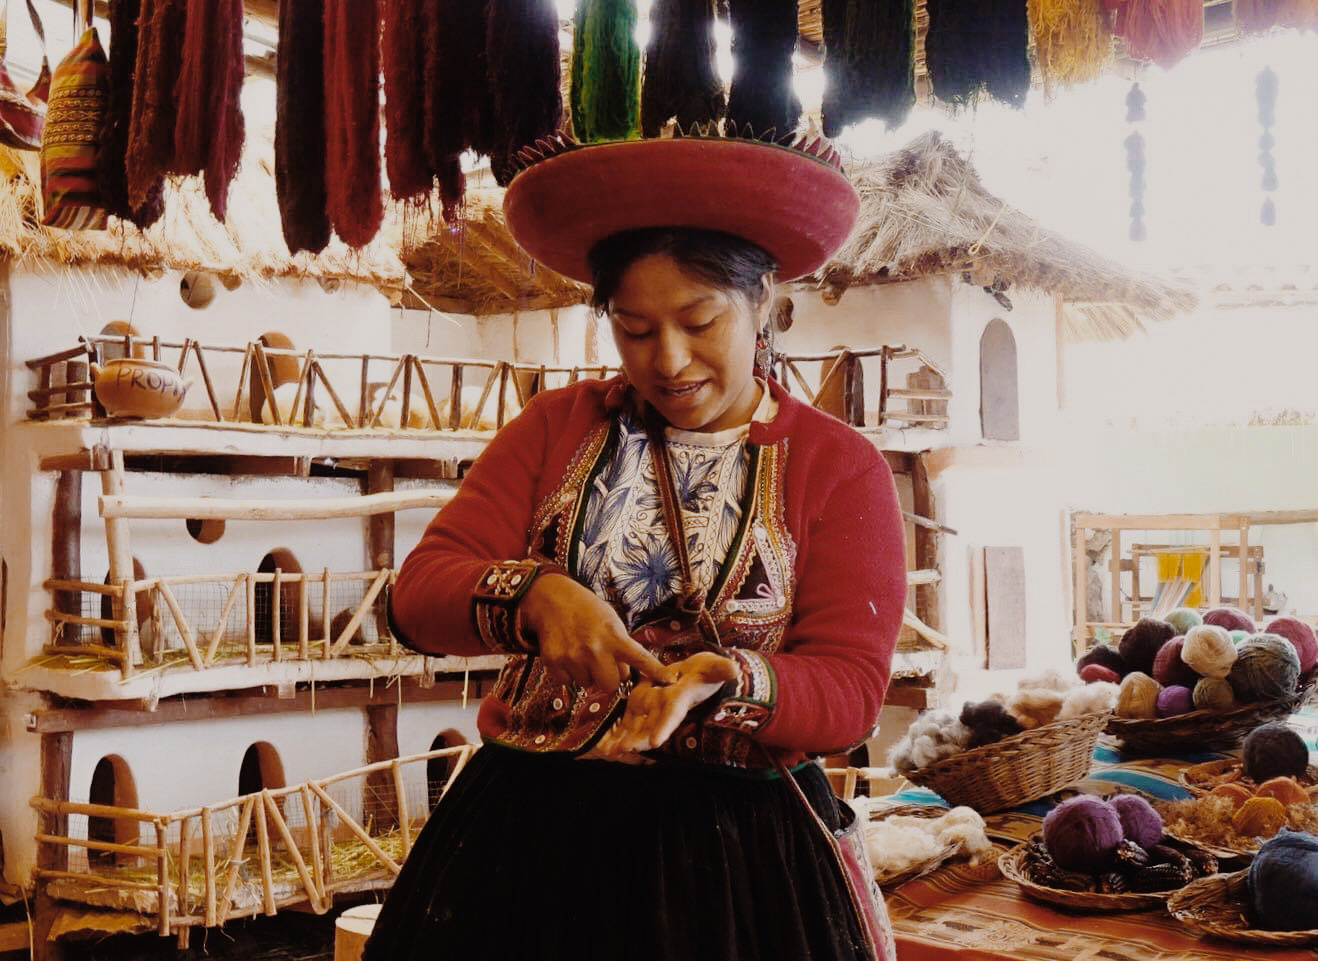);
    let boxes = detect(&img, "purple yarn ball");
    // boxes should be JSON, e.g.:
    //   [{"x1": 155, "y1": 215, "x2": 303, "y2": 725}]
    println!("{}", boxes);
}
[
  {"x1": 1156, "y1": 685, "x2": 1194, "y2": 717},
  {"x1": 1118, "y1": 618, "x2": 1176, "y2": 677},
  {"x1": 1076, "y1": 644, "x2": 1126, "y2": 677},
  {"x1": 1266, "y1": 617, "x2": 1318, "y2": 674},
  {"x1": 1043, "y1": 796, "x2": 1124, "y2": 872},
  {"x1": 1204, "y1": 606, "x2": 1255, "y2": 633},
  {"x1": 1152, "y1": 636, "x2": 1201, "y2": 689},
  {"x1": 1110, "y1": 794, "x2": 1164, "y2": 849},
  {"x1": 1079, "y1": 663, "x2": 1122, "y2": 685}
]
